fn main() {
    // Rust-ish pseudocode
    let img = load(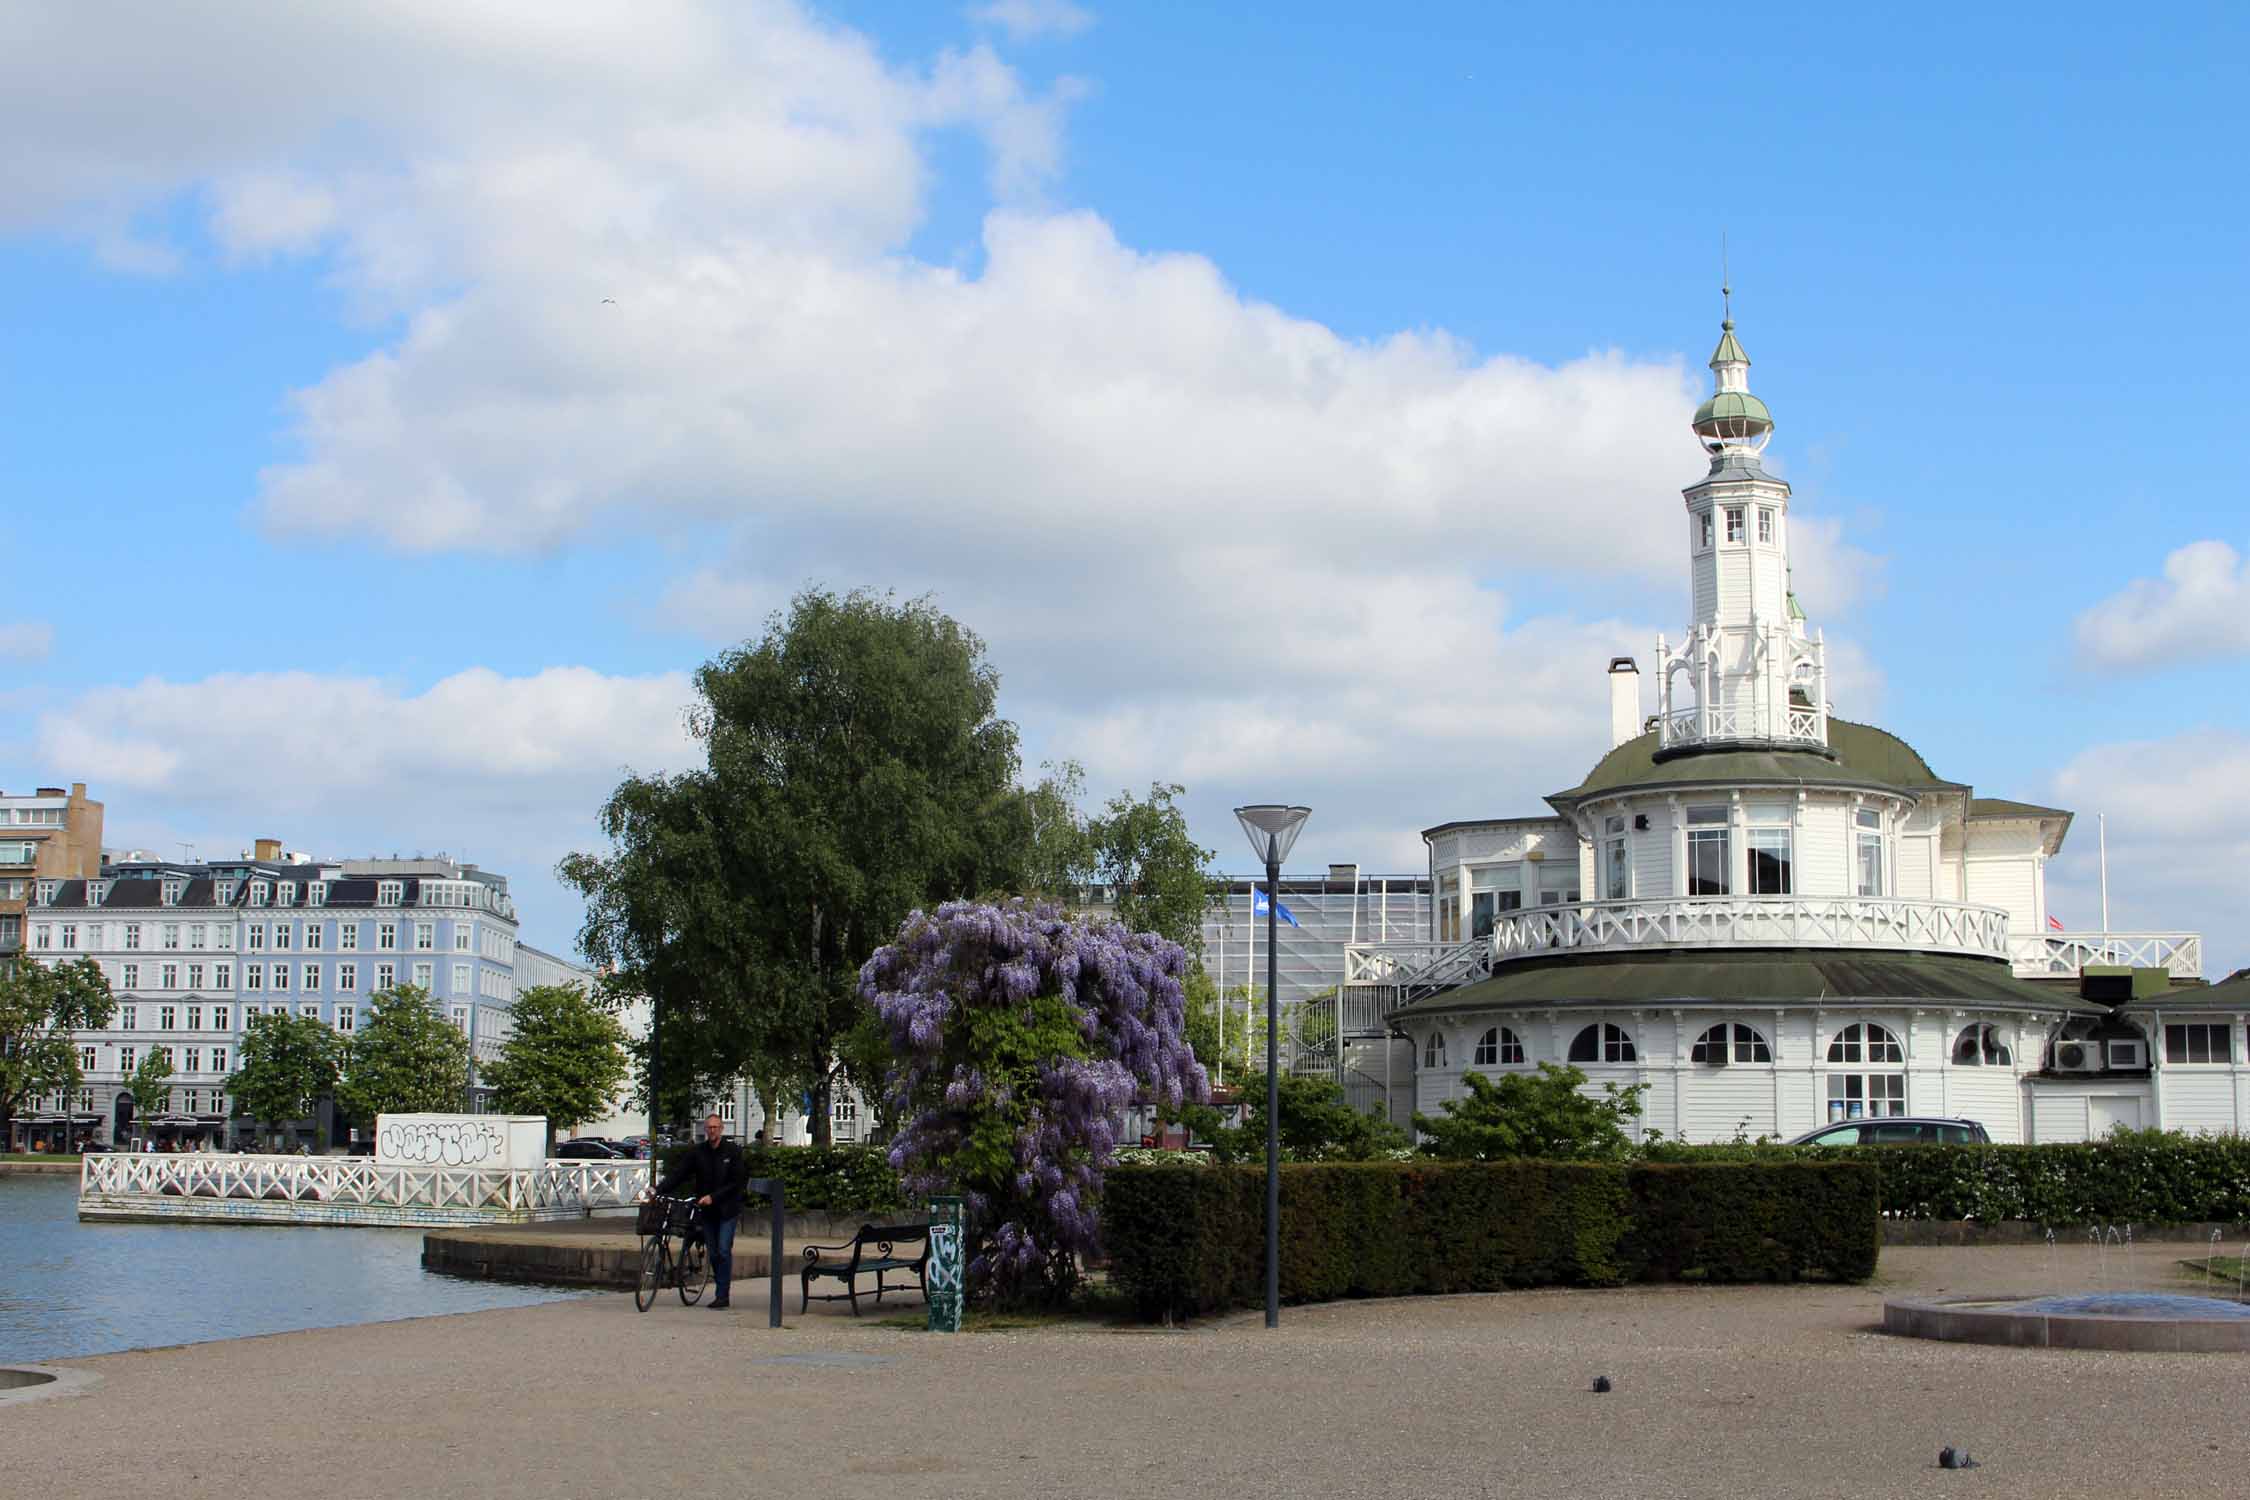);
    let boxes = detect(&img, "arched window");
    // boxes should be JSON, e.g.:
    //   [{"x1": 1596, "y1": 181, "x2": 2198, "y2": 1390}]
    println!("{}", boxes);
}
[
  {"x1": 1824, "y1": 1022, "x2": 1905, "y2": 1121},
  {"x1": 1826, "y1": 1023, "x2": 1902, "y2": 1064},
  {"x1": 1567, "y1": 1023, "x2": 1637, "y2": 1064},
  {"x1": 1423, "y1": 1030, "x2": 1447, "y2": 1069},
  {"x1": 1474, "y1": 1026, "x2": 1526, "y2": 1067},
  {"x1": 1691, "y1": 1022, "x2": 1773, "y2": 1064},
  {"x1": 1952, "y1": 1023, "x2": 2011, "y2": 1066}
]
